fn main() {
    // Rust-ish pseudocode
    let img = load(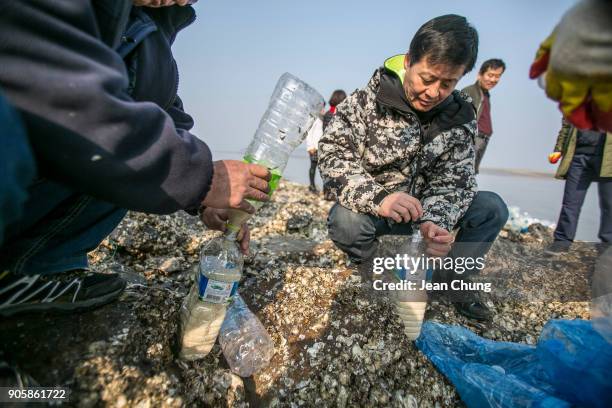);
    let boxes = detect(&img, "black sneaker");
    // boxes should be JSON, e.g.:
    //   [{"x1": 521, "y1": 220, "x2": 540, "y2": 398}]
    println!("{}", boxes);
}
[
  {"x1": 0, "y1": 270, "x2": 126, "y2": 317},
  {"x1": 454, "y1": 300, "x2": 492, "y2": 321},
  {"x1": 308, "y1": 185, "x2": 318, "y2": 193},
  {"x1": 544, "y1": 240, "x2": 571, "y2": 257},
  {"x1": 0, "y1": 360, "x2": 39, "y2": 388}
]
